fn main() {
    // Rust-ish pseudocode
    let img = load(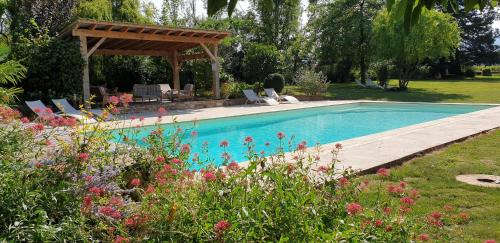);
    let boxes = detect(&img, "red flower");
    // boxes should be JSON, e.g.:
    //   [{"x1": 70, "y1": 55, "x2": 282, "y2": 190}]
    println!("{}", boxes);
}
[
  {"x1": 145, "y1": 184, "x2": 155, "y2": 194},
  {"x1": 111, "y1": 210, "x2": 122, "y2": 219},
  {"x1": 156, "y1": 156, "x2": 165, "y2": 163},
  {"x1": 484, "y1": 240, "x2": 496, "y2": 243},
  {"x1": 317, "y1": 165, "x2": 329, "y2": 173},
  {"x1": 124, "y1": 217, "x2": 136, "y2": 227},
  {"x1": 190, "y1": 130, "x2": 198, "y2": 137},
  {"x1": 429, "y1": 211, "x2": 442, "y2": 220},
  {"x1": 100, "y1": 206, "x2": 114, "y2": 216},
  {"x1": 244, "y1": 136, "x2": 253, "y2": 143},
  {"x1": 109, "y1": 96, "x2": 120, "y2": 105},
  {"x1": 157, "y1": 107, "x2": 167, "y2": 115},
  {"x1": 374, "y1": 219, "x2": 383, "y2": 227},
  {"x1": 214, "y1": 220, "x2": 231, "y2": 233},
  {"x1": 346, "y1": 202, "x2": 363, "y2": 215},
  {"x1": 89, "y1": 186, "x2": 104, "y2": 197},
  {"x1": 409, "y1": 189, "x2": 420, "y2": 199},
  {"x1": 130, "y1": 178, "x2": 141, "y2": 187},
  {"x1": 203, "y1": 172, "x2": 217, "y2": 182},
  {"x1": 220, "y1": 140, "x2": 229, "y2": 147},
  {"x1": 297, "y1": 141, "x2": 307, "y2": 151},
  {"x1": 418, "y1": 233, "x2": 430, "y2": 241},
  {"x1": 399, "y1": 181, "x2": 407, "y2": 188},
  {"x1": 277, "y1": 131, "x2": 285, "y2": 139},
  {"x1": 339, "y1": 177, "x2": 349, "y2": 187},
  {"x1": 139, "y1": 116, "x2": 145, "y2": 121},
  {"x1": 78, "y1": 153, "x2": 89, "y2": 161},
  {"x1": 180, "y1": 144, "x2": 191, "y2": 153},
  {"x1": 400, "y1": 197, "x2": 415, "y2": 206},
  {"x1": 120, "y1": 93, "x2": 133, "y2": 104},
  {"x1": 335, "y1": 143, "x2": 343, "y2": 149},
  {"x1": 171, "y1": 158, "x2": 182, "y2": 164},
  {"x1": 377, "y1": 167, "x2": 390, "y2": 177},
  {"x1": 383, "y1": 207, "x2": 392, "y2": 215},
  {"x1": 83, "y1": 195, "x2": 92, "y2": 208},
  {"x1": 110, "y1": 196, "x2": 123, "y2": 206},
  {"x1": 113, "y1": 236, "x2": 130, "y2": 243},
  {"x1": 227, "y1": 161, "x2": 240, "y2": 171},
  {"x1": 427, "y1": 212, "x2": 444, "y2": 227},
  {"x1": 20, "y1": 117, "x2": 30, "y2": 123},
  {"x1": 32, "y1": 123, "x2": 44, "y2": 132},
  {"x1": 458, "y1": 212, "x2": 470, "y2": 221}
]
